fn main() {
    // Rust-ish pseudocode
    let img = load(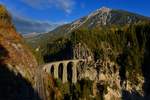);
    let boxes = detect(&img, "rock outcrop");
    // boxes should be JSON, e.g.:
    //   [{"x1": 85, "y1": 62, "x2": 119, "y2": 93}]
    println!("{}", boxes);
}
[
  {"x1": 0, "y1": 4, "x2": 37, "y2": 85},
  {"x1": 0, "y1": 5, "x2": 62, "y2": 100},
  {"x1": 73, "y1": 42, "x2": 93, "y2": 60},
  {"x1": 0, "y1": 4, "x2": 39, "y2": 100},
  {"x1": 75, "y1": 42, "x2": 144, "y2": 100}
]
